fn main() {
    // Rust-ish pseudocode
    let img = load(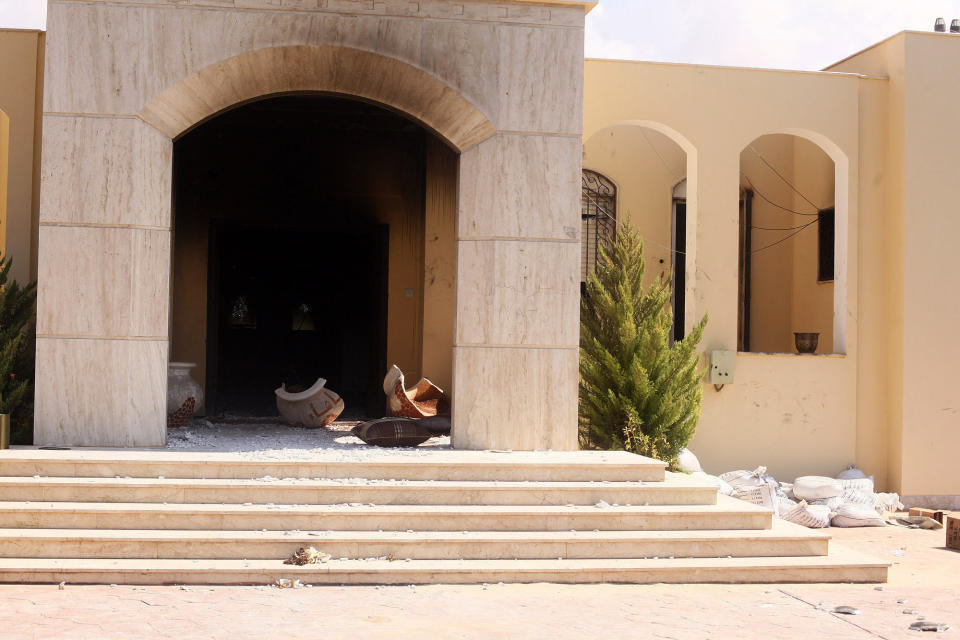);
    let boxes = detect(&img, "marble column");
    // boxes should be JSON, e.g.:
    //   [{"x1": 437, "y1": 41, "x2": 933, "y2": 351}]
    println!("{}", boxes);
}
[
  {"x1": 34, "y1": 115, "x2": 171, "y2": 447},
  {"x1": 451, "y1": 133, "x2": 582, "y2": 451}
]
